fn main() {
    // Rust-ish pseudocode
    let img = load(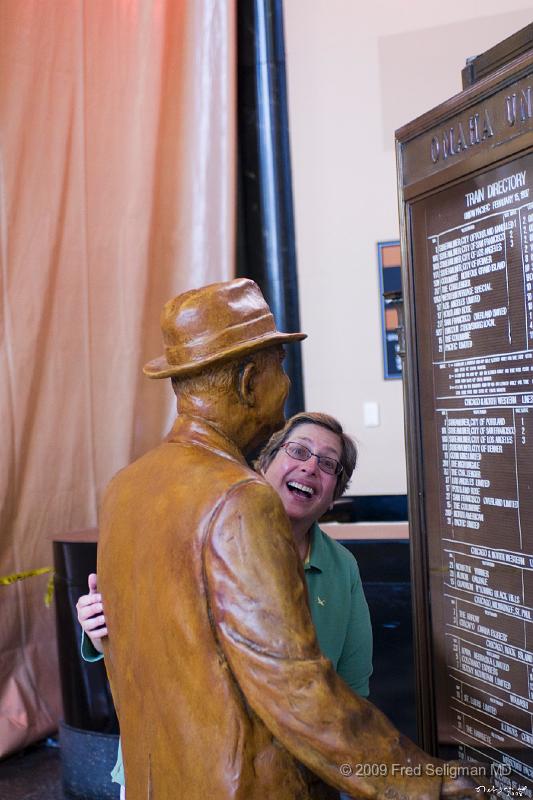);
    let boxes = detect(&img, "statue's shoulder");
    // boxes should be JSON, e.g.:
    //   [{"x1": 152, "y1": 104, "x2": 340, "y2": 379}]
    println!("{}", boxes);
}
[
  {"x1": 100, "y1": 440, "x2": 173, "y2": 503},
  {"x1": 210, "y1": 472, "x2": 286, "y2": 526}
]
